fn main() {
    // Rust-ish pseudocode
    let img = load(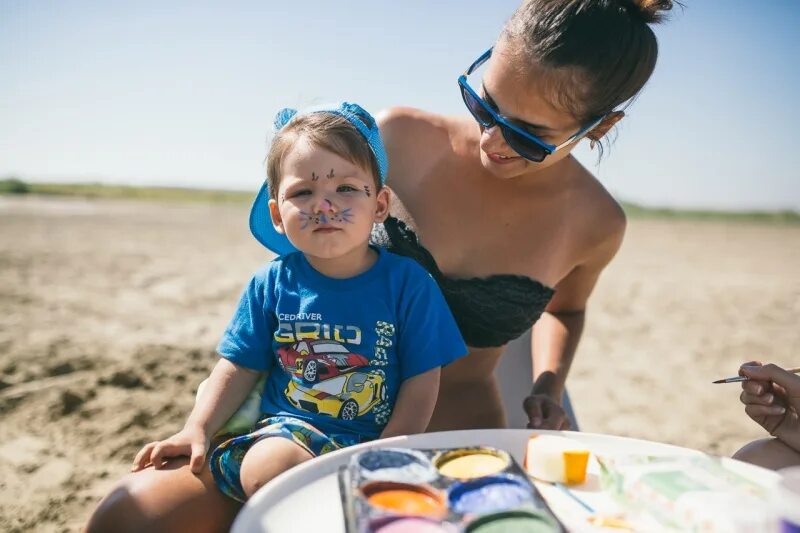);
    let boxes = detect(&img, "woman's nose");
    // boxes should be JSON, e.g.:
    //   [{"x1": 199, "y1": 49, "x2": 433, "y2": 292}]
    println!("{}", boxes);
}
[{"x1": 479, "y1": 124, "x2": 507, "y2": 153}]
